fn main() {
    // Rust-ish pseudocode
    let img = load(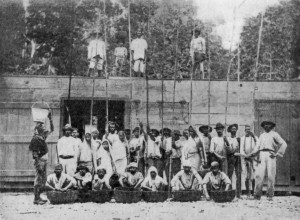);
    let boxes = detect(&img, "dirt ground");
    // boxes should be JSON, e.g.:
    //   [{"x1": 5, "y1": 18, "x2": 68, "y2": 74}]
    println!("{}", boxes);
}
[{"x1": 1, "y1": 193, "x2": 300, "y2": 220}]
